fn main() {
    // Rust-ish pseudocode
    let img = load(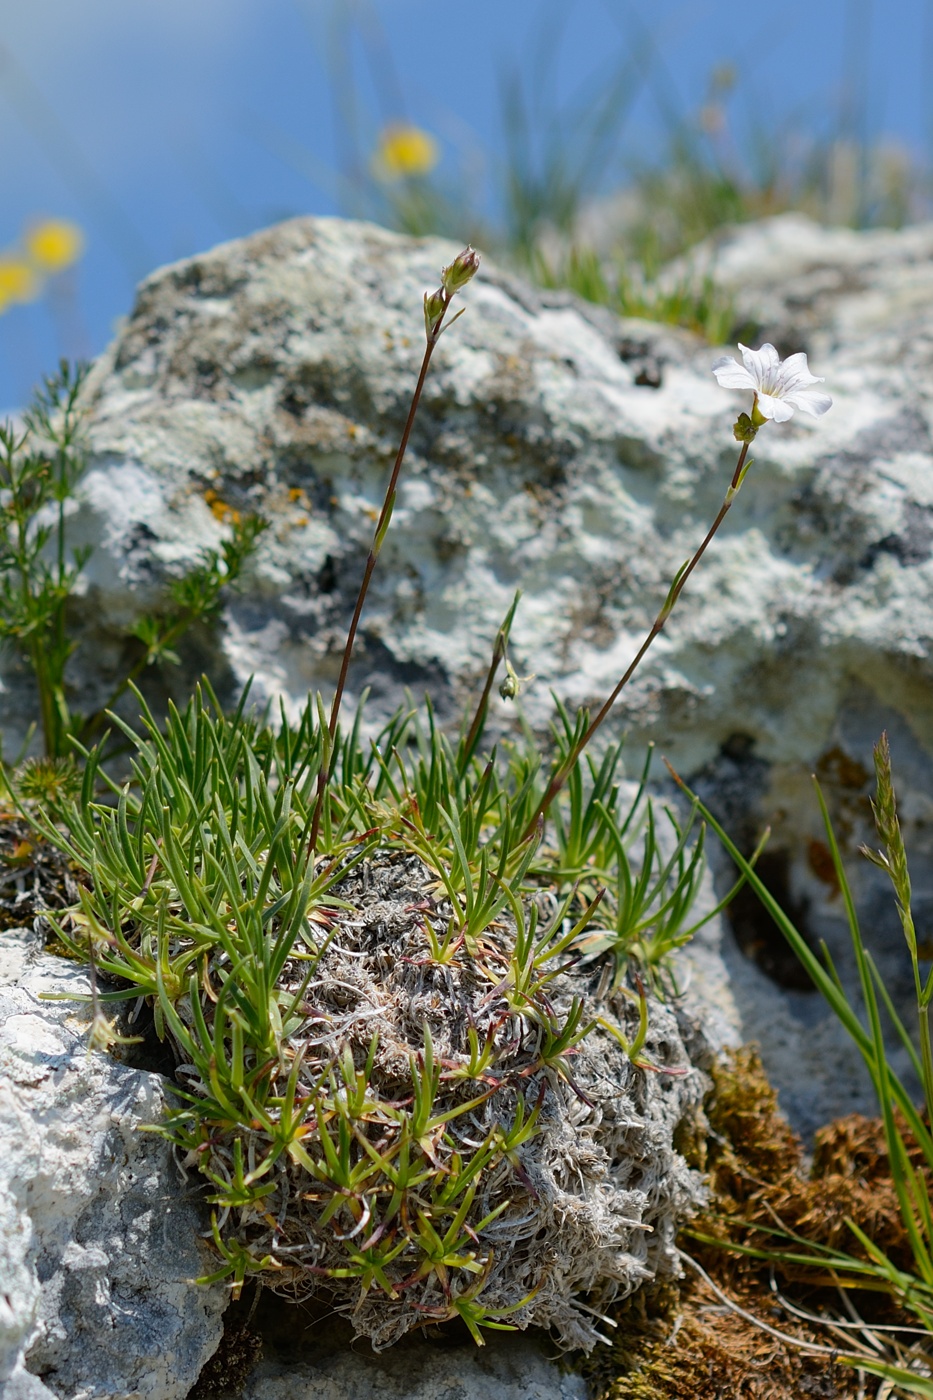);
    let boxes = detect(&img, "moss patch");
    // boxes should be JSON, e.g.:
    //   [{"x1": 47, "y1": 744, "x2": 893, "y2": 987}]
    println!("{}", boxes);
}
[{"x1": 577, "y1": 1046, "x2": 926, "y2": 1400}]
